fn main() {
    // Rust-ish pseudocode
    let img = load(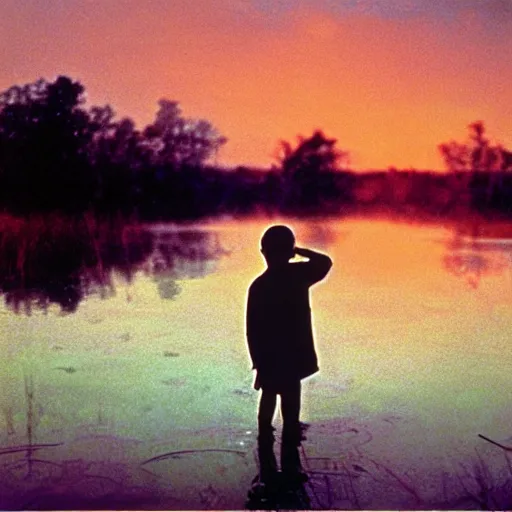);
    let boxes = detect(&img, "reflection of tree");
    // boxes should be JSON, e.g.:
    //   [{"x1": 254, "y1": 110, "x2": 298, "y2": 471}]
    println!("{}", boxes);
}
[
  {"x1": 443, "y1": 223, "x2": 510, "y2": 289},
  {"x1": 0, "y1": 216, "x2": 228, "y2": 314},
  {"x1": 0, "y1": 216, "x2": 145, "y2": 314},
  {"x1": 300, "y1": 223, "x2": 338, "y2": 250},
  {"x1": 156, "y1": 278, "x2": 181, "y2": 300},
  {"x1": 147, "y1": 229, "x2": 230, "y2": 283},
  {"x1": 443, "y1": 252, "x2": 488, "y2": 289}
]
